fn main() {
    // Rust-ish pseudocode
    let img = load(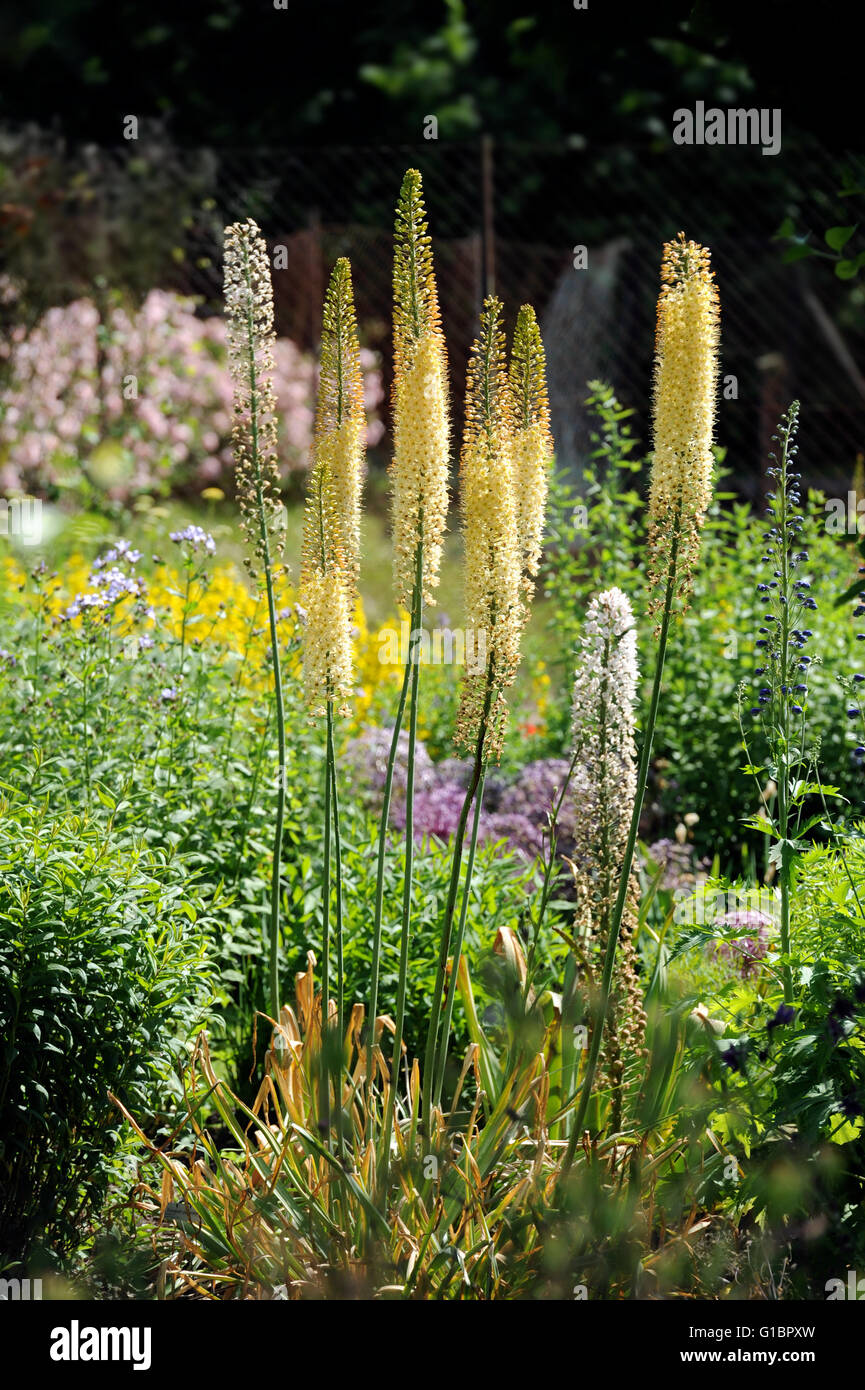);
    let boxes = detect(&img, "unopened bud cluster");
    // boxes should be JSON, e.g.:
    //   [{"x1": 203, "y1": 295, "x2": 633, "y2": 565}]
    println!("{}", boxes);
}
[{"x1": 224, "y1": 219, "x2": 284, "y2": 576}]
